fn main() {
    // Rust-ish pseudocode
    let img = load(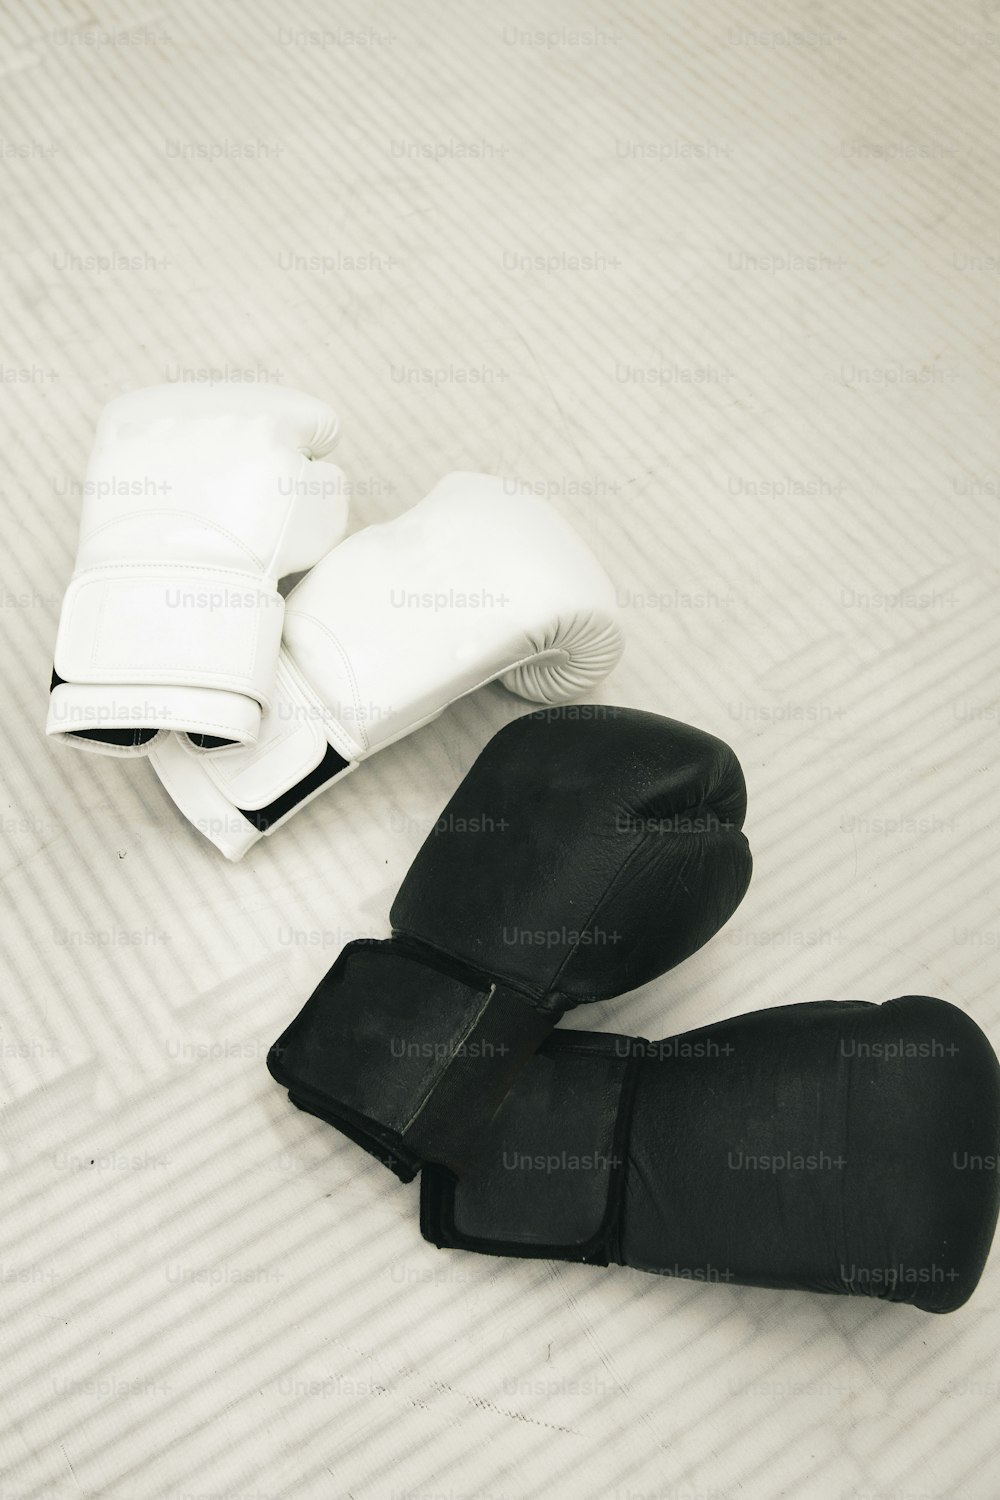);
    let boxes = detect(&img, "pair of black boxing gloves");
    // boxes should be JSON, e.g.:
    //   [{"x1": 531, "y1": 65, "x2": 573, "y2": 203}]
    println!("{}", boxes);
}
[{"x1": 267, "y1": 708, "x2": 1000, "y2": 1314}]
